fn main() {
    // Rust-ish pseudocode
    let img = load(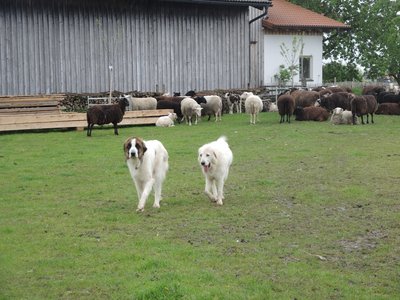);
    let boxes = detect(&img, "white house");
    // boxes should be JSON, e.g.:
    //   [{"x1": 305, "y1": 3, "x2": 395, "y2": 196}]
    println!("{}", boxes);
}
[{"x1": 261, "y1": 0, "x2": 350, "y2": 87}]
